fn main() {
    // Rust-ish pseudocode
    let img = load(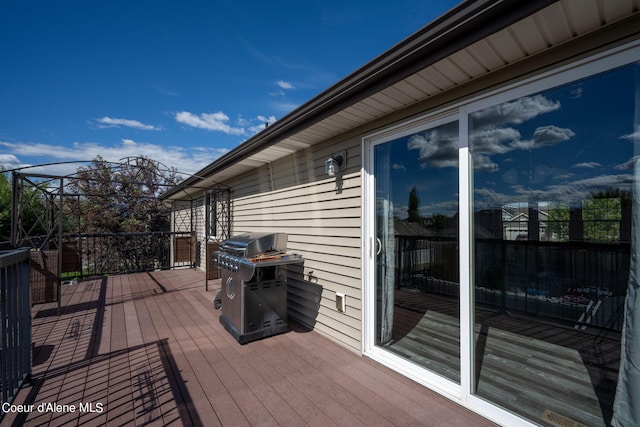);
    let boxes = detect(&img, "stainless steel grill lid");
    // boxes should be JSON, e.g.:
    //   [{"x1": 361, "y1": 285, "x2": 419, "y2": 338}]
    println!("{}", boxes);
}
[
  {"x1": 219, "y1": 232, "x2": 287, "y2": 258},
  {"x1": 214, "y1": 232, "x2": 301, "y2": 282}
]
